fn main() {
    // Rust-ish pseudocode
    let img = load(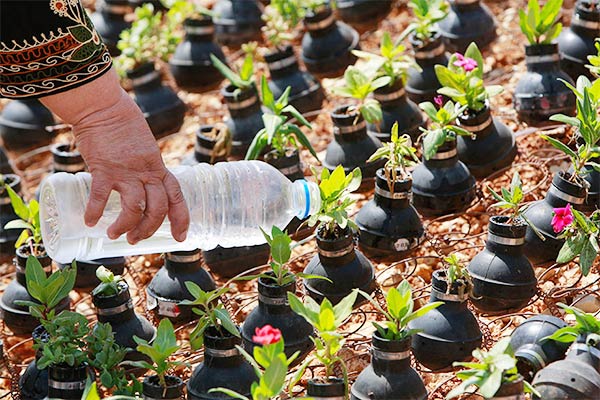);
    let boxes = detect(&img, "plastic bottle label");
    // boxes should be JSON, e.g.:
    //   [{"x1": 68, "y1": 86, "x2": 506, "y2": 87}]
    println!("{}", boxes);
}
[{"x1": 146, "y1": 294, "x2": 181, "y2": 318}]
